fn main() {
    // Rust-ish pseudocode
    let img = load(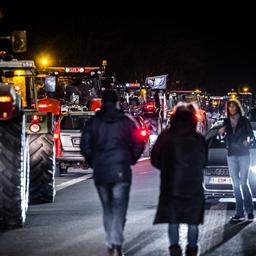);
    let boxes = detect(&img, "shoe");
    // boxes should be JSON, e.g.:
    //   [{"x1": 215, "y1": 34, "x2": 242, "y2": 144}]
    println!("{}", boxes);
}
[
  {"x1": 186, "y1": 245, "x2": 199, "y2": 256},
  {"x1": 248, "y1": 213, "x2": 254, "y2": 221},
  {"x1": 230, "y1": 215, "x2": 245, "y2": 222},
  {"x1": 169, "y1": 244, "x2": 182, "y2": 256},
  {"x1": 112, "y1": 244, "x2": 124, "y2": 256}
]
